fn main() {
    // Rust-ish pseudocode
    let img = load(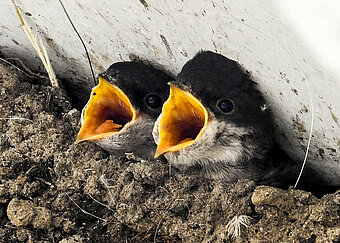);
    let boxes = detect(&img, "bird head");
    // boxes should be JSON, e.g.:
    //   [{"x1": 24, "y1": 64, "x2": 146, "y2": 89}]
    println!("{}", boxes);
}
[
  {"x1": 153, "y1": 51, "x2": 274, "y2": 180},
  {"x1": 77, "y1": 62, "x2": 172, "y2": 159}
]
